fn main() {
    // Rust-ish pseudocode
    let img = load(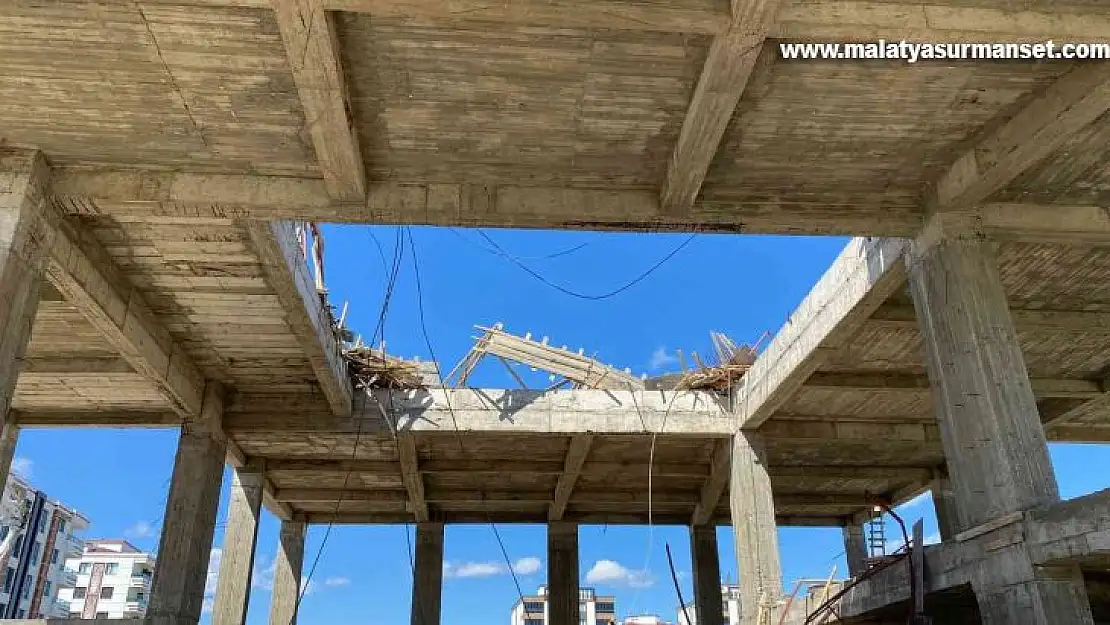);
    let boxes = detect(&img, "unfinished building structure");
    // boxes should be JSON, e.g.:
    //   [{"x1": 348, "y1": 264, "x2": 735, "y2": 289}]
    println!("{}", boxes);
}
[{"x1": 1, "y1": 0, "x2": 1109, "y2": 622}]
